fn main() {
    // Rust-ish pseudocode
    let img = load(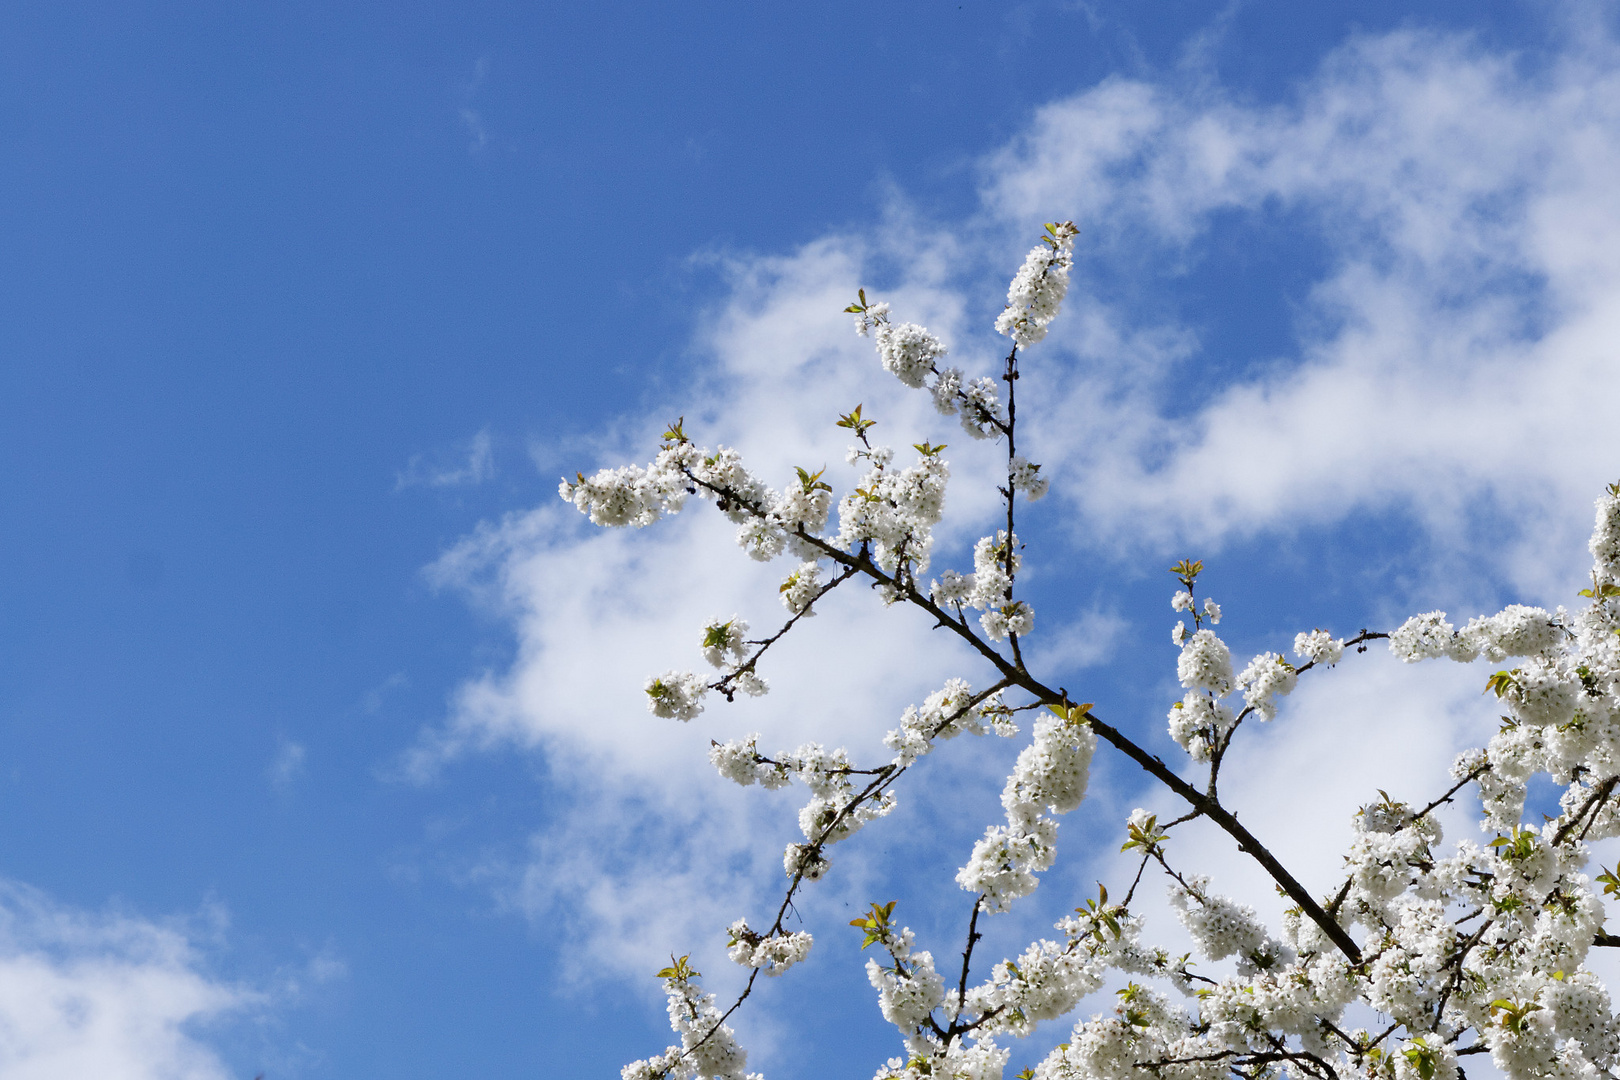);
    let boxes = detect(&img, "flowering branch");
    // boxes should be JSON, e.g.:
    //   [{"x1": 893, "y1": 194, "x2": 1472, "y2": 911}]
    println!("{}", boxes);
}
[{"x1": 567, "y1": 227, "x2": 1620, "y2": 1080}]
